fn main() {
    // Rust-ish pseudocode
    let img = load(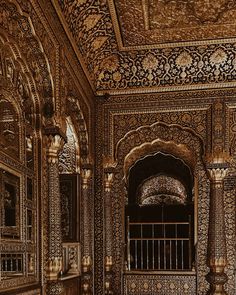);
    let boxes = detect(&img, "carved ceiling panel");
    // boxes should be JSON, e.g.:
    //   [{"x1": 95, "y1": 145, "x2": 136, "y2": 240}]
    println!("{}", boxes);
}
[
  {"x1": 111, "y1": 0, "x2": 236, "y2": 47},
  {"x1": 55, "y1": 0, "x2": 236, "y2": 94}
]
